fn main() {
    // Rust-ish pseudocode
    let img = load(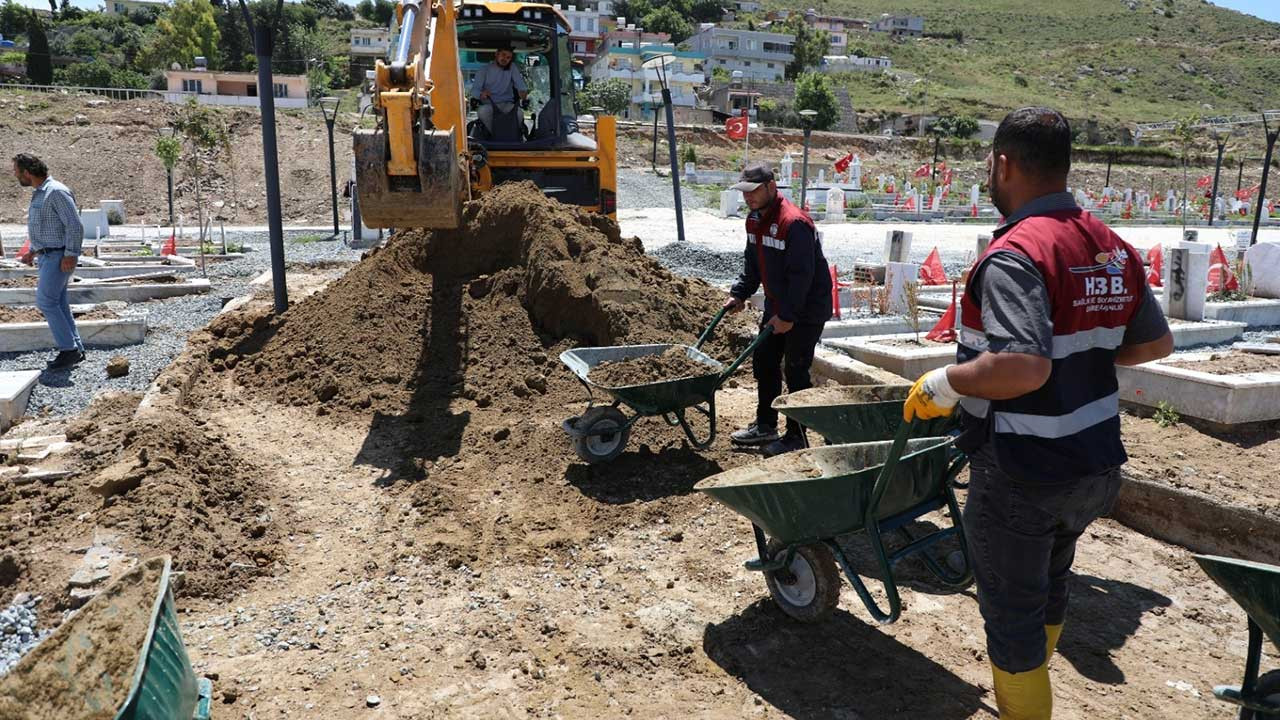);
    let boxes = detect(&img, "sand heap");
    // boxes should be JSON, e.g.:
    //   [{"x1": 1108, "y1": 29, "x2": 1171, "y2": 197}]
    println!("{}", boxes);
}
[{"x1": 217, "y1": 182, "x2": 748, "y2": 415}]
